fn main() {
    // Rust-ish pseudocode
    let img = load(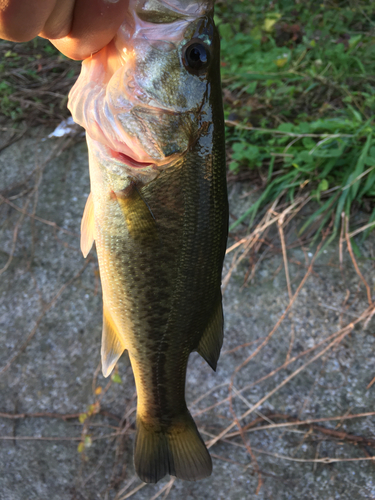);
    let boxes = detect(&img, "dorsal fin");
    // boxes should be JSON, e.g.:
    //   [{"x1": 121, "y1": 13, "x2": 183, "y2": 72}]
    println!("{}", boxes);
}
[
  {"x1": 196, "y1": 297, "x2": 224, "y2": 371},
  {"x1": 80, "y1": 193, "x2": 95, "y2": 258},
  {"x1": 101, "y1": 305, "x2": 126, "y2": 377}
]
